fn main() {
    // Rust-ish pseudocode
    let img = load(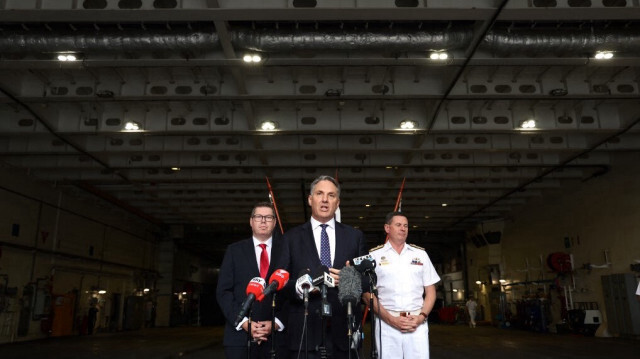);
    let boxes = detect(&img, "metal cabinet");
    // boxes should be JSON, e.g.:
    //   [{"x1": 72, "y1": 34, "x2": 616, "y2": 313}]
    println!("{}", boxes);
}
[{"x1": 601, "y1": 273, "x2": 640, "y2": 337}]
